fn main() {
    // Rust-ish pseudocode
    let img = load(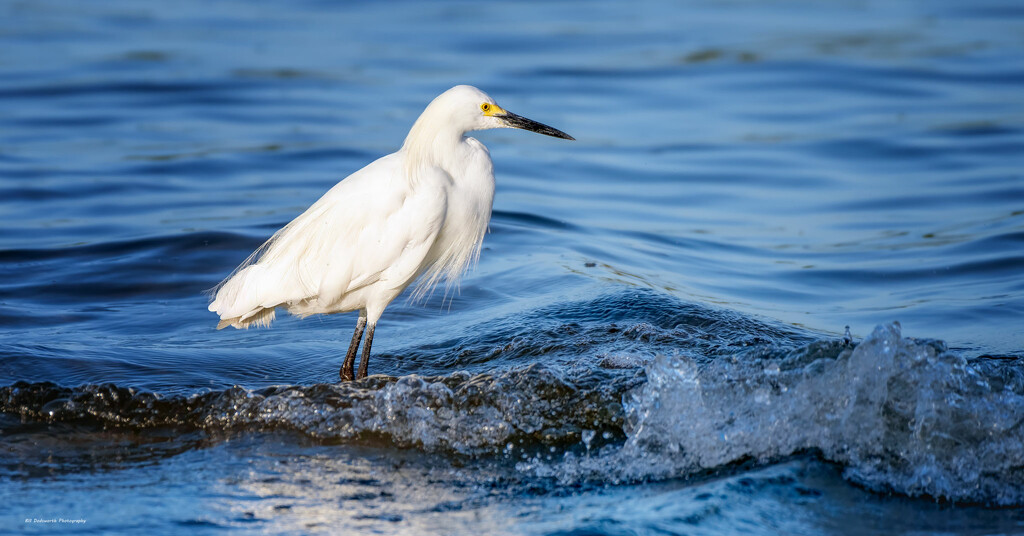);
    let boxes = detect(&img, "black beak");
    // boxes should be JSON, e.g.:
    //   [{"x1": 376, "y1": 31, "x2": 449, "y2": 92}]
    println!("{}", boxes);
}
[{"x1": 500, "y1": 111, "x2": 575, "y2": 140}]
